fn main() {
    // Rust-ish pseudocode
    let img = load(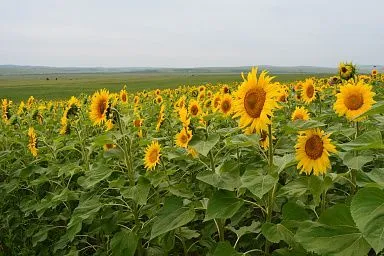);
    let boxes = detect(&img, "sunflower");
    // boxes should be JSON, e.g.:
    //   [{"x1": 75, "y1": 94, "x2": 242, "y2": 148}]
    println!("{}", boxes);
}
[
  {"x1": 328, "y1": 76, "x2": 341, "y2": 86},
  {"x1": 198, "y1": 92, "x2": 205, "y2": 102},
  {"x1": 174, "y1": 96, "x2": 186, "y2": 111},
  {"x1": 66, "y1": 96, "x2": 81, "y2": 118},
  {"x1": 133, "y1": 117, "x2": 143, "y2": 127},
  {"x1": 120, "y1": 89, "x2": 128, "y2": 104},
  {"x1": 232, "y1": 67, "x2": 280, "y2": 134},
  {"x1": 212, "y1": 93, "x2": 221, "y2": 112},
  {"x1": 2, "y1": 99, "x2": 11, "y2": 123},
  {"x1": 301, "y1": 79, "x2": 316, "y2": 104},
  {"x1": 204, "y1": 99, "x2": 212, "y2": 110},
  {"x1": 296, "y1": 128, "x2": 337, "y2": 176},
  {"x1": 103, "y1": 143, "x2": 116, "y2": 151},
  {"x1": 178, "y1": 107, "x2": 190, "y2": 127},
  {"x1": 144, "y1": 140, "x2": 161, "y2": 170},
  {"x1": 59, "y1": 111, "x2": 71, "y2": 135},
  {"x1": 187, "y1": 146, "x2": 199, "y2": 158},
  {"x1": 27, "y1": 96, "x2": 35, "y2": 108},
  {"x1": 134, "y1": 95, "x2": 140, "y2": 105},
  {"x1": 333, "y1": 80, "x2": 376, "y2": 121},
  {"x1": 175, "y1": 127, "x2": 192, "y2": 148},
  {"x1": 17, "y1": 101, "x2": 26, "y2": 115},
  {"x1": 338, "y1": 62, "x2": 356, "y2": 80},
  {"x1": 28, "y1": 127, "x2": 38, "y2": 157},
  {"x1": 198, "y1": 85, "x2": 206, "y2": 93},
  {"x1": 155, "y1": 89, "x2": 161, "y2": 95},
  {"x1": 207, "y1": 90, "x2": 213, "y2": 98},
  {"x1": 259, "y1": 130, "x2": 275, "y2": 150},
  {"x1": 220, "y1": 94, "x2": 233, "y2": 116},
  {"x1": 291, "y1": 106, "x2": 310, "y2": 121},
  {"x1": 189, "y1": 99, "x2": 201, "y2": 117},
  {"x1": 294, "y1": 82, "x2": 302, "y2": 92},
  {"x1": 156, "y1": 104, "x2": 165, "y2": 131},
  {"x1": 371, "y1": 69, "x2": 378, "y2": 77},
  {"x1": 155, "y1": 95, "x2": 163, "y2": 105},
  {"x1": 221, "y1": 85, "x2": 230, "y2": 94},
  {"x1": 89, "y1": 89, "x2": 109, "y2": 125}
]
